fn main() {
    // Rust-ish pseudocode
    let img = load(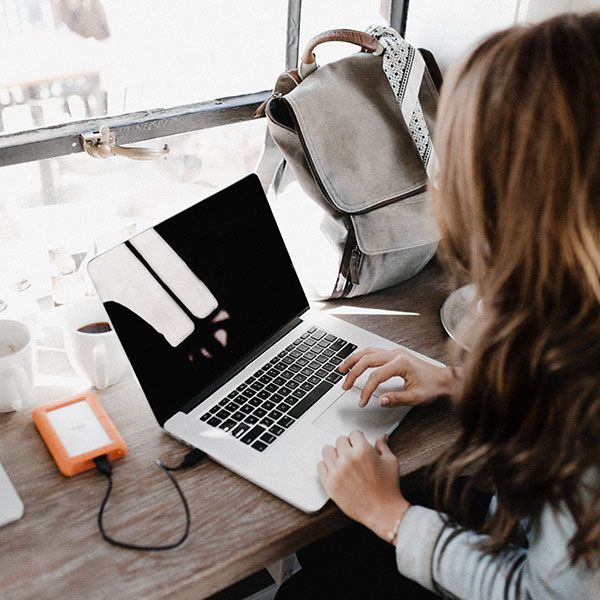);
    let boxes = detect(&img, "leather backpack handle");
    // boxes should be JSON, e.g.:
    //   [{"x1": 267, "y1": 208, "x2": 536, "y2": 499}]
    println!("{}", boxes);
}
[
  {"x1": 298, "y1": 29, "x2": 383, "y2": 78},
  {"x1": 300, "y1": 28, "x2": 382, "y2": 66}
]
